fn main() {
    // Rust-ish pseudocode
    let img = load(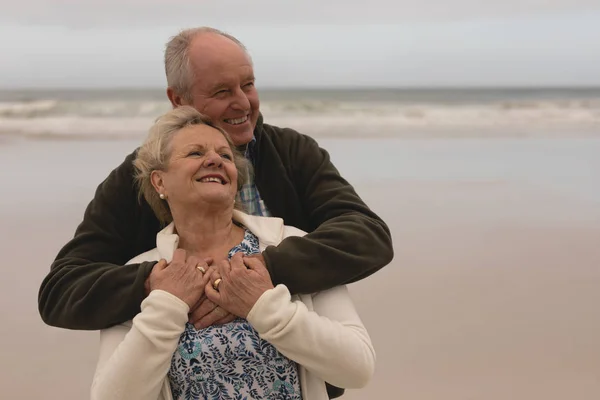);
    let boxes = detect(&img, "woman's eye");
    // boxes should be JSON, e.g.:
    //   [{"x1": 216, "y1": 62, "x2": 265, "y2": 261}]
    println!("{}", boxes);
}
[
  {"x1": 221, "y1": 154, "x2": 233, "y2": 160},
  {"x1": 188, "y1": 151, "x2": 203, "y2": 157}
]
